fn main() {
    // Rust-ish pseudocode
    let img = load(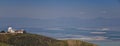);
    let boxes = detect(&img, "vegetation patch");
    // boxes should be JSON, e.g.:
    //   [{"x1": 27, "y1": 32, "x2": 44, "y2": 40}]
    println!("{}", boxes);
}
[{"x1": 0, "y1": 33, "x2": 97, "y2": 46}]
